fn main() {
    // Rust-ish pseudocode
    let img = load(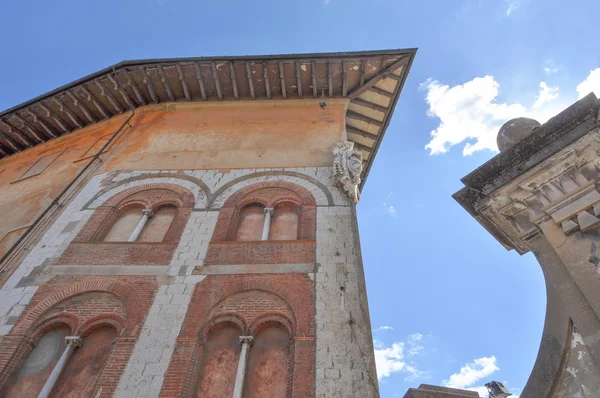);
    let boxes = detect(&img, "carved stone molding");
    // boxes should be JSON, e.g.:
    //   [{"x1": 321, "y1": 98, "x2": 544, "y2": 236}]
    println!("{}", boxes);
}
[{"x1": 333, "y1": 141, "x2": 363, "y2": 202}]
